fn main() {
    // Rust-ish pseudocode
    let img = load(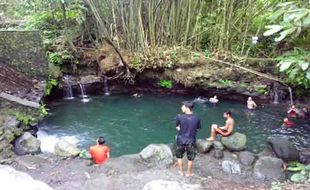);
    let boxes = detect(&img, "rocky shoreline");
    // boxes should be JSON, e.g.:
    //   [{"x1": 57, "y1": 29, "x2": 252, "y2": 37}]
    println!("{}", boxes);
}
[{"x1": 0, "y1": 132, "x2": 308, "y2": 190}]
